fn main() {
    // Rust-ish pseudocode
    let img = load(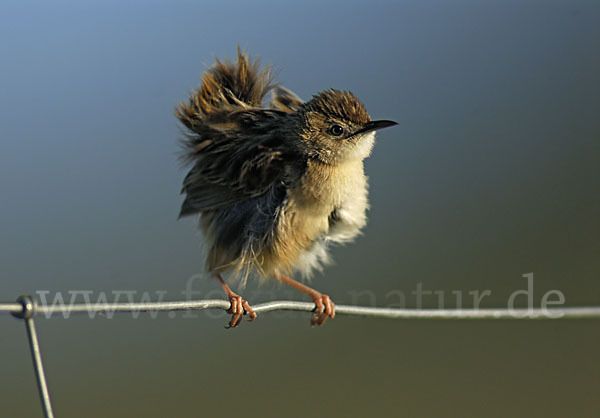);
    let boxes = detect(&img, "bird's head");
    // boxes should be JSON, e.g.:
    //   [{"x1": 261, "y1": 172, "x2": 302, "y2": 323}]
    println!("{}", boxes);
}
[{"x1": 295, "y1": 89, "x2": 397, "y2": 164}]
